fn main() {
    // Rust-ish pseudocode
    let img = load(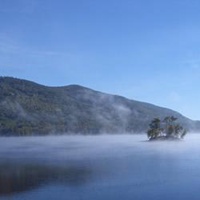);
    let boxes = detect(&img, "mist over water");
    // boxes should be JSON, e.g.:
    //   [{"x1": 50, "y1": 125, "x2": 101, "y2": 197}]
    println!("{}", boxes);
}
[{"x1": 0, "y1": 133, "x2": 200, "y2": 200}]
